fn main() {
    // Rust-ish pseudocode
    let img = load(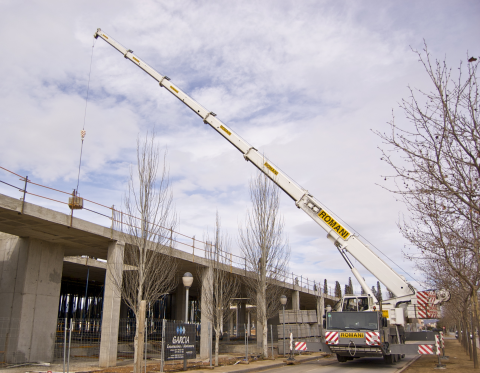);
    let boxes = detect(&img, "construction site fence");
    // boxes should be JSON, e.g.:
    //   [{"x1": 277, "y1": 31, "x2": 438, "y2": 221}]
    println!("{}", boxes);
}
[
  {"x1": 53, "y1": 318, "x2": 202, "y2": 363},
  {"x1": 0, "y1": 316, "x2": 321, "y2": 369},
  {"x1": 0, "y1": 166, "x2": 336, "y2": 297}
]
